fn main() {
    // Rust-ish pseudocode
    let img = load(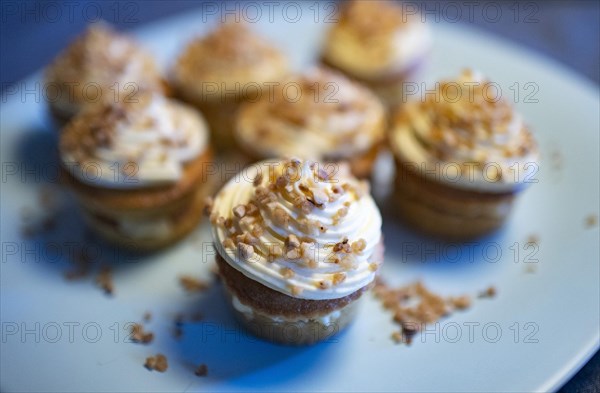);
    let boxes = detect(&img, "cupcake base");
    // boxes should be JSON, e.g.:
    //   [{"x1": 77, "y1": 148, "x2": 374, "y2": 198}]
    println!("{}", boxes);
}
[
  {"x1": 216, "y1": 254, "x2": 368, "y2": 345},
  {"x1": 61, "y1": 148, "x2": 216, "y2": 251},
  {"x1": 394, "y1": 161, "x2": 516, "y2": 240},
  {"x1": 81, "y1": 182, "x2": 212, "y2": 251}
]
